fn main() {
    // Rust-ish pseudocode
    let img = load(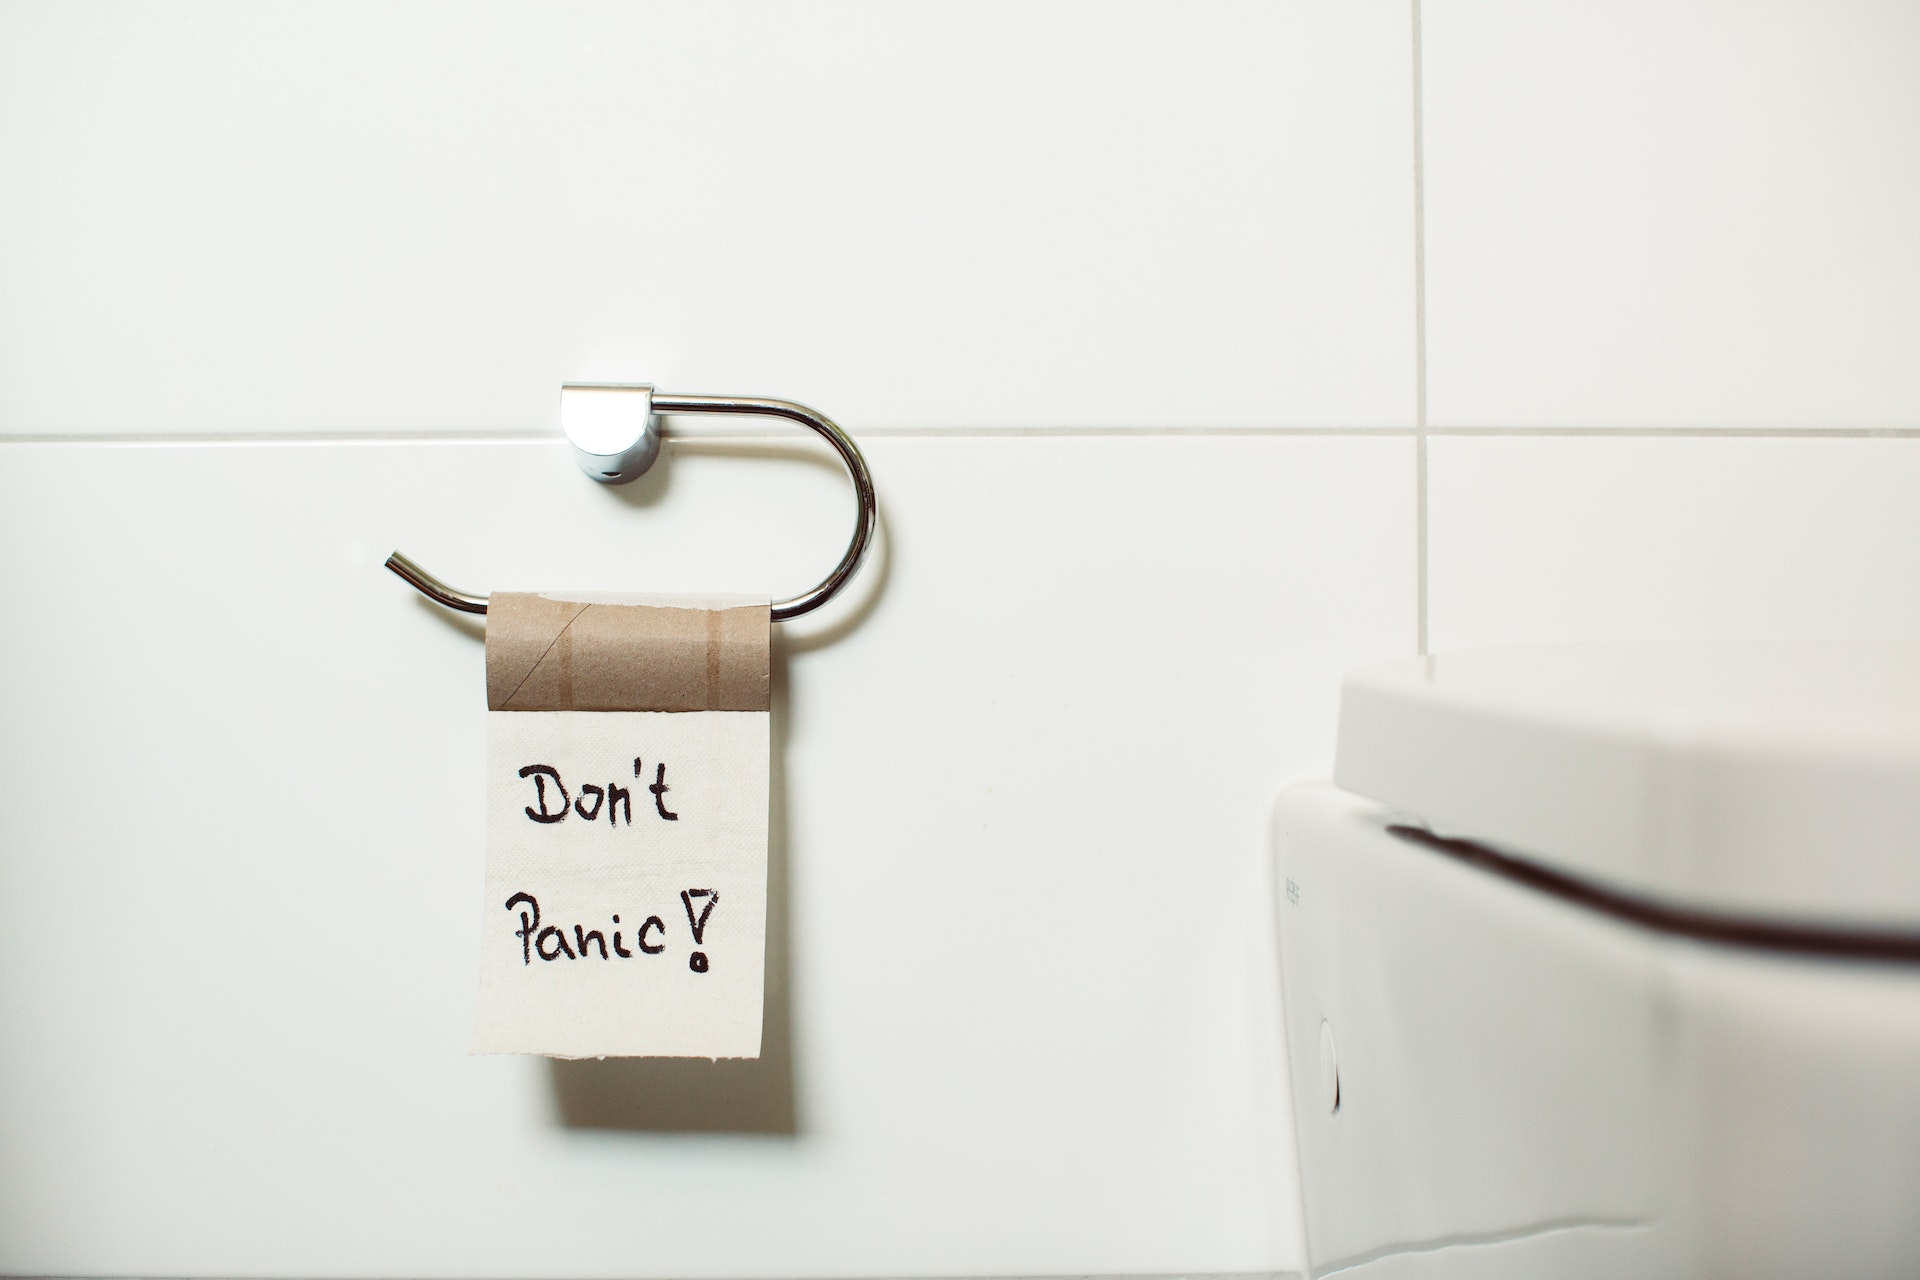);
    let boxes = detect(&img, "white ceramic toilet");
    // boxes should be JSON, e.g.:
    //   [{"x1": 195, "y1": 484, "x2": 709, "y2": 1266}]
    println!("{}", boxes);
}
[{"x1": 1274, "y1": 641, "x2": 1920, "y2": 1279}]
